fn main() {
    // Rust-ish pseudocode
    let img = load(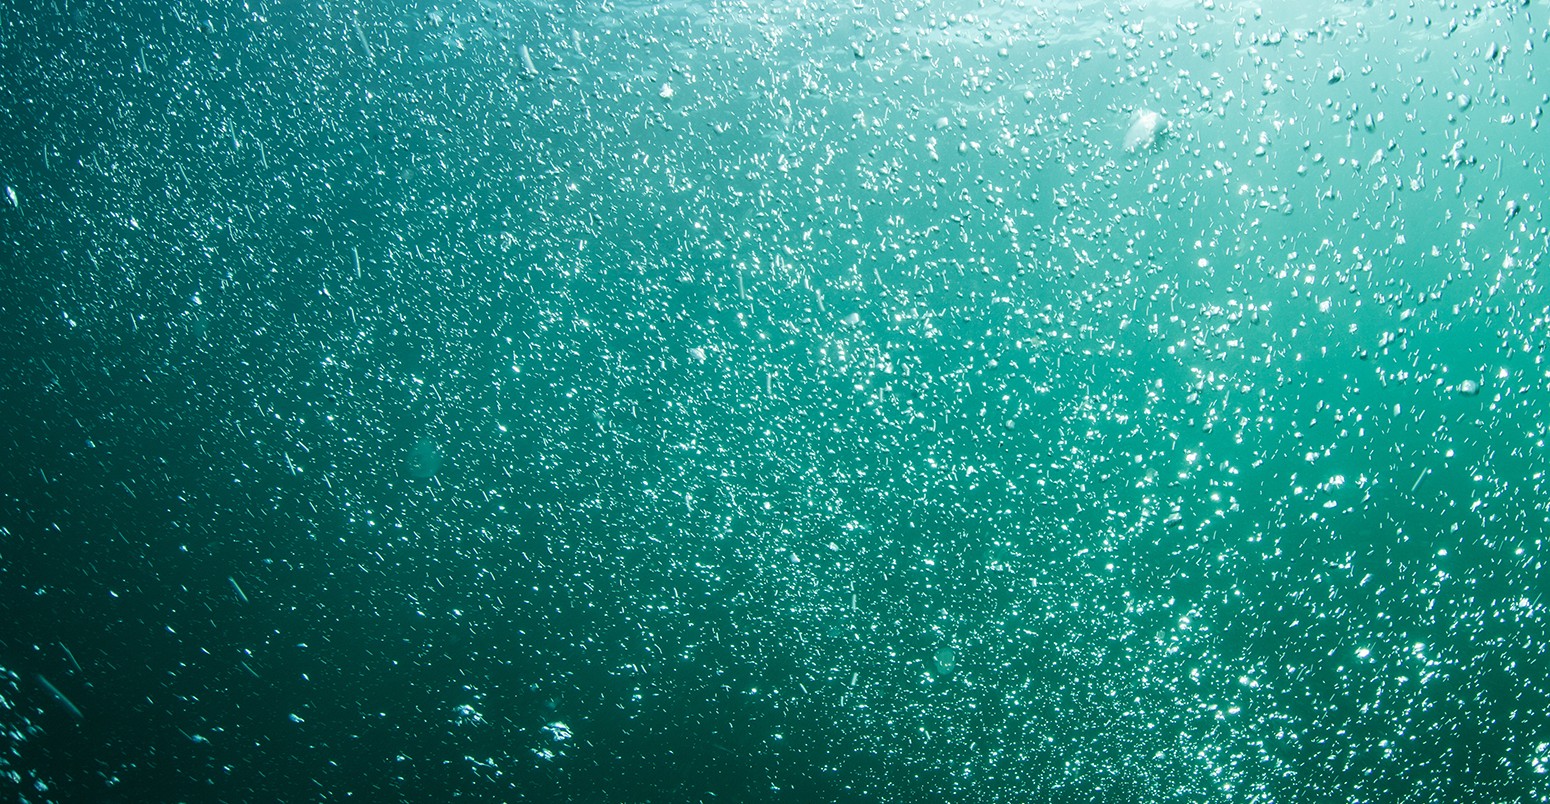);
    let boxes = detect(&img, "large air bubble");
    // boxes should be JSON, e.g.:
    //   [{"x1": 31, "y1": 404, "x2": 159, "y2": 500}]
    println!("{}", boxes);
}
[
  {"x1": 405, "y1": 437, "x2": 442, "y2": 479},
  {"x1": 1123, "y1": 109, "x2": 1167, "y2": 152},
  {"x1": 934, "y1": 647, "x2": 957, "y2": 676}
]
